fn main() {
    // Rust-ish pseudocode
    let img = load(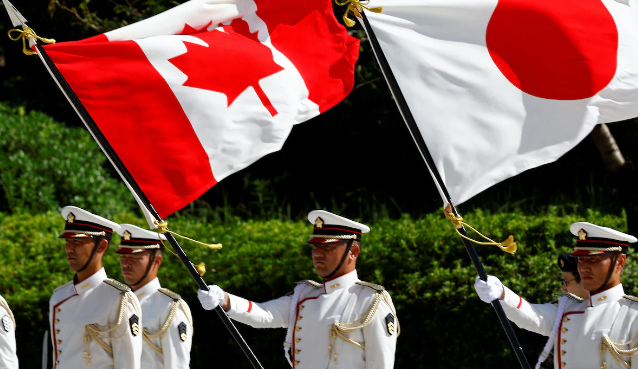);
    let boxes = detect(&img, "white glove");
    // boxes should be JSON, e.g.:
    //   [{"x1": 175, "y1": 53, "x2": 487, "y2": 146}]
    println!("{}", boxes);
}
[
  {"x1": 474, "y1": 275, "x2": 504, "y2": 303},
  {"x1": 197, "y1": 285, "x2": 226, "y2": 310}
]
